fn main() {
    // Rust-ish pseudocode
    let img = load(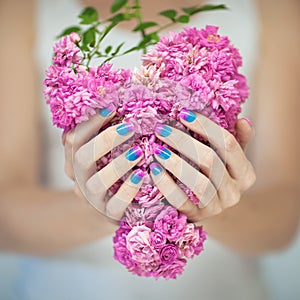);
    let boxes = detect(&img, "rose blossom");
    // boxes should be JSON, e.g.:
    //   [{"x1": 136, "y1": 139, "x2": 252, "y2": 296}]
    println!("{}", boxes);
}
[
  {"x1": 150, "y1": 231, "x2": 167, "y2": 248},
  {"x1": 126, "y1": 225, "x2": 159, "y2": 263},
  {"x1": 159, "y1": 244, "x2": 178, "y2": 264},
  {"x1": 154, "y1": 206, "x2": 187, "y2": 242},
  {"x1": 176, "y1": 224, "x2": 206, "y2": 258},
  {"x1": 154, "y1": 259, "x2": 187, "y2": 280}
]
